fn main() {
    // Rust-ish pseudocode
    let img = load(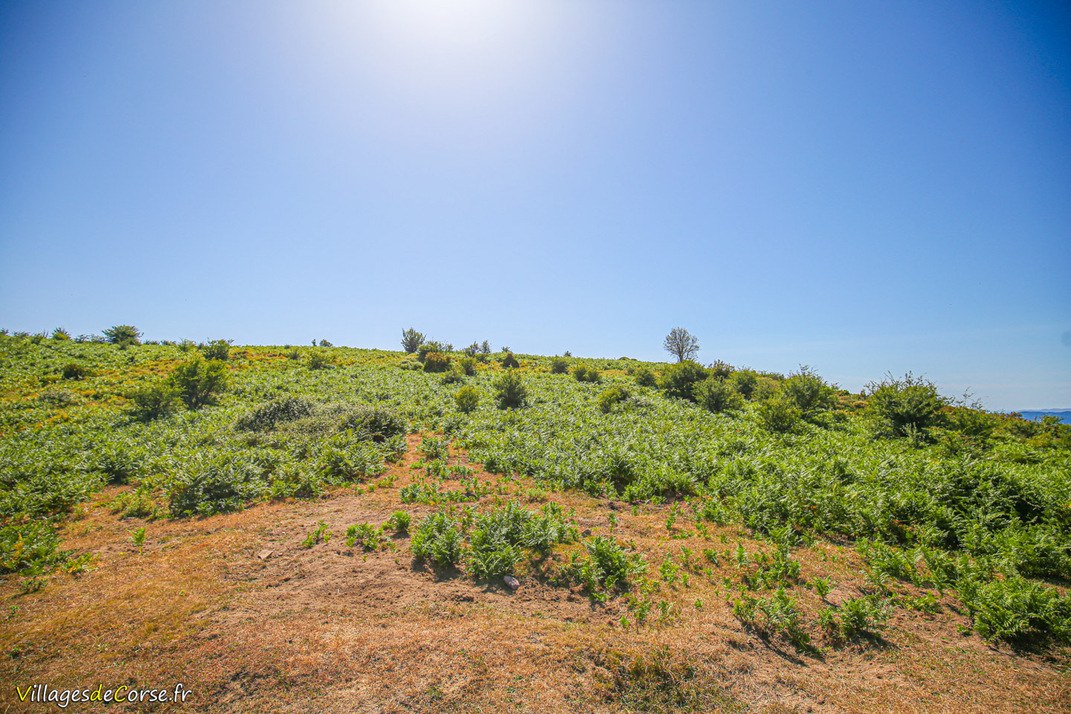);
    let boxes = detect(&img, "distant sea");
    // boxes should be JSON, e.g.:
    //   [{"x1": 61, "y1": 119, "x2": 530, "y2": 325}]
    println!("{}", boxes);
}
[{"x1": 1016, "y1": 410, "x2": 1071, "y2": 425}]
